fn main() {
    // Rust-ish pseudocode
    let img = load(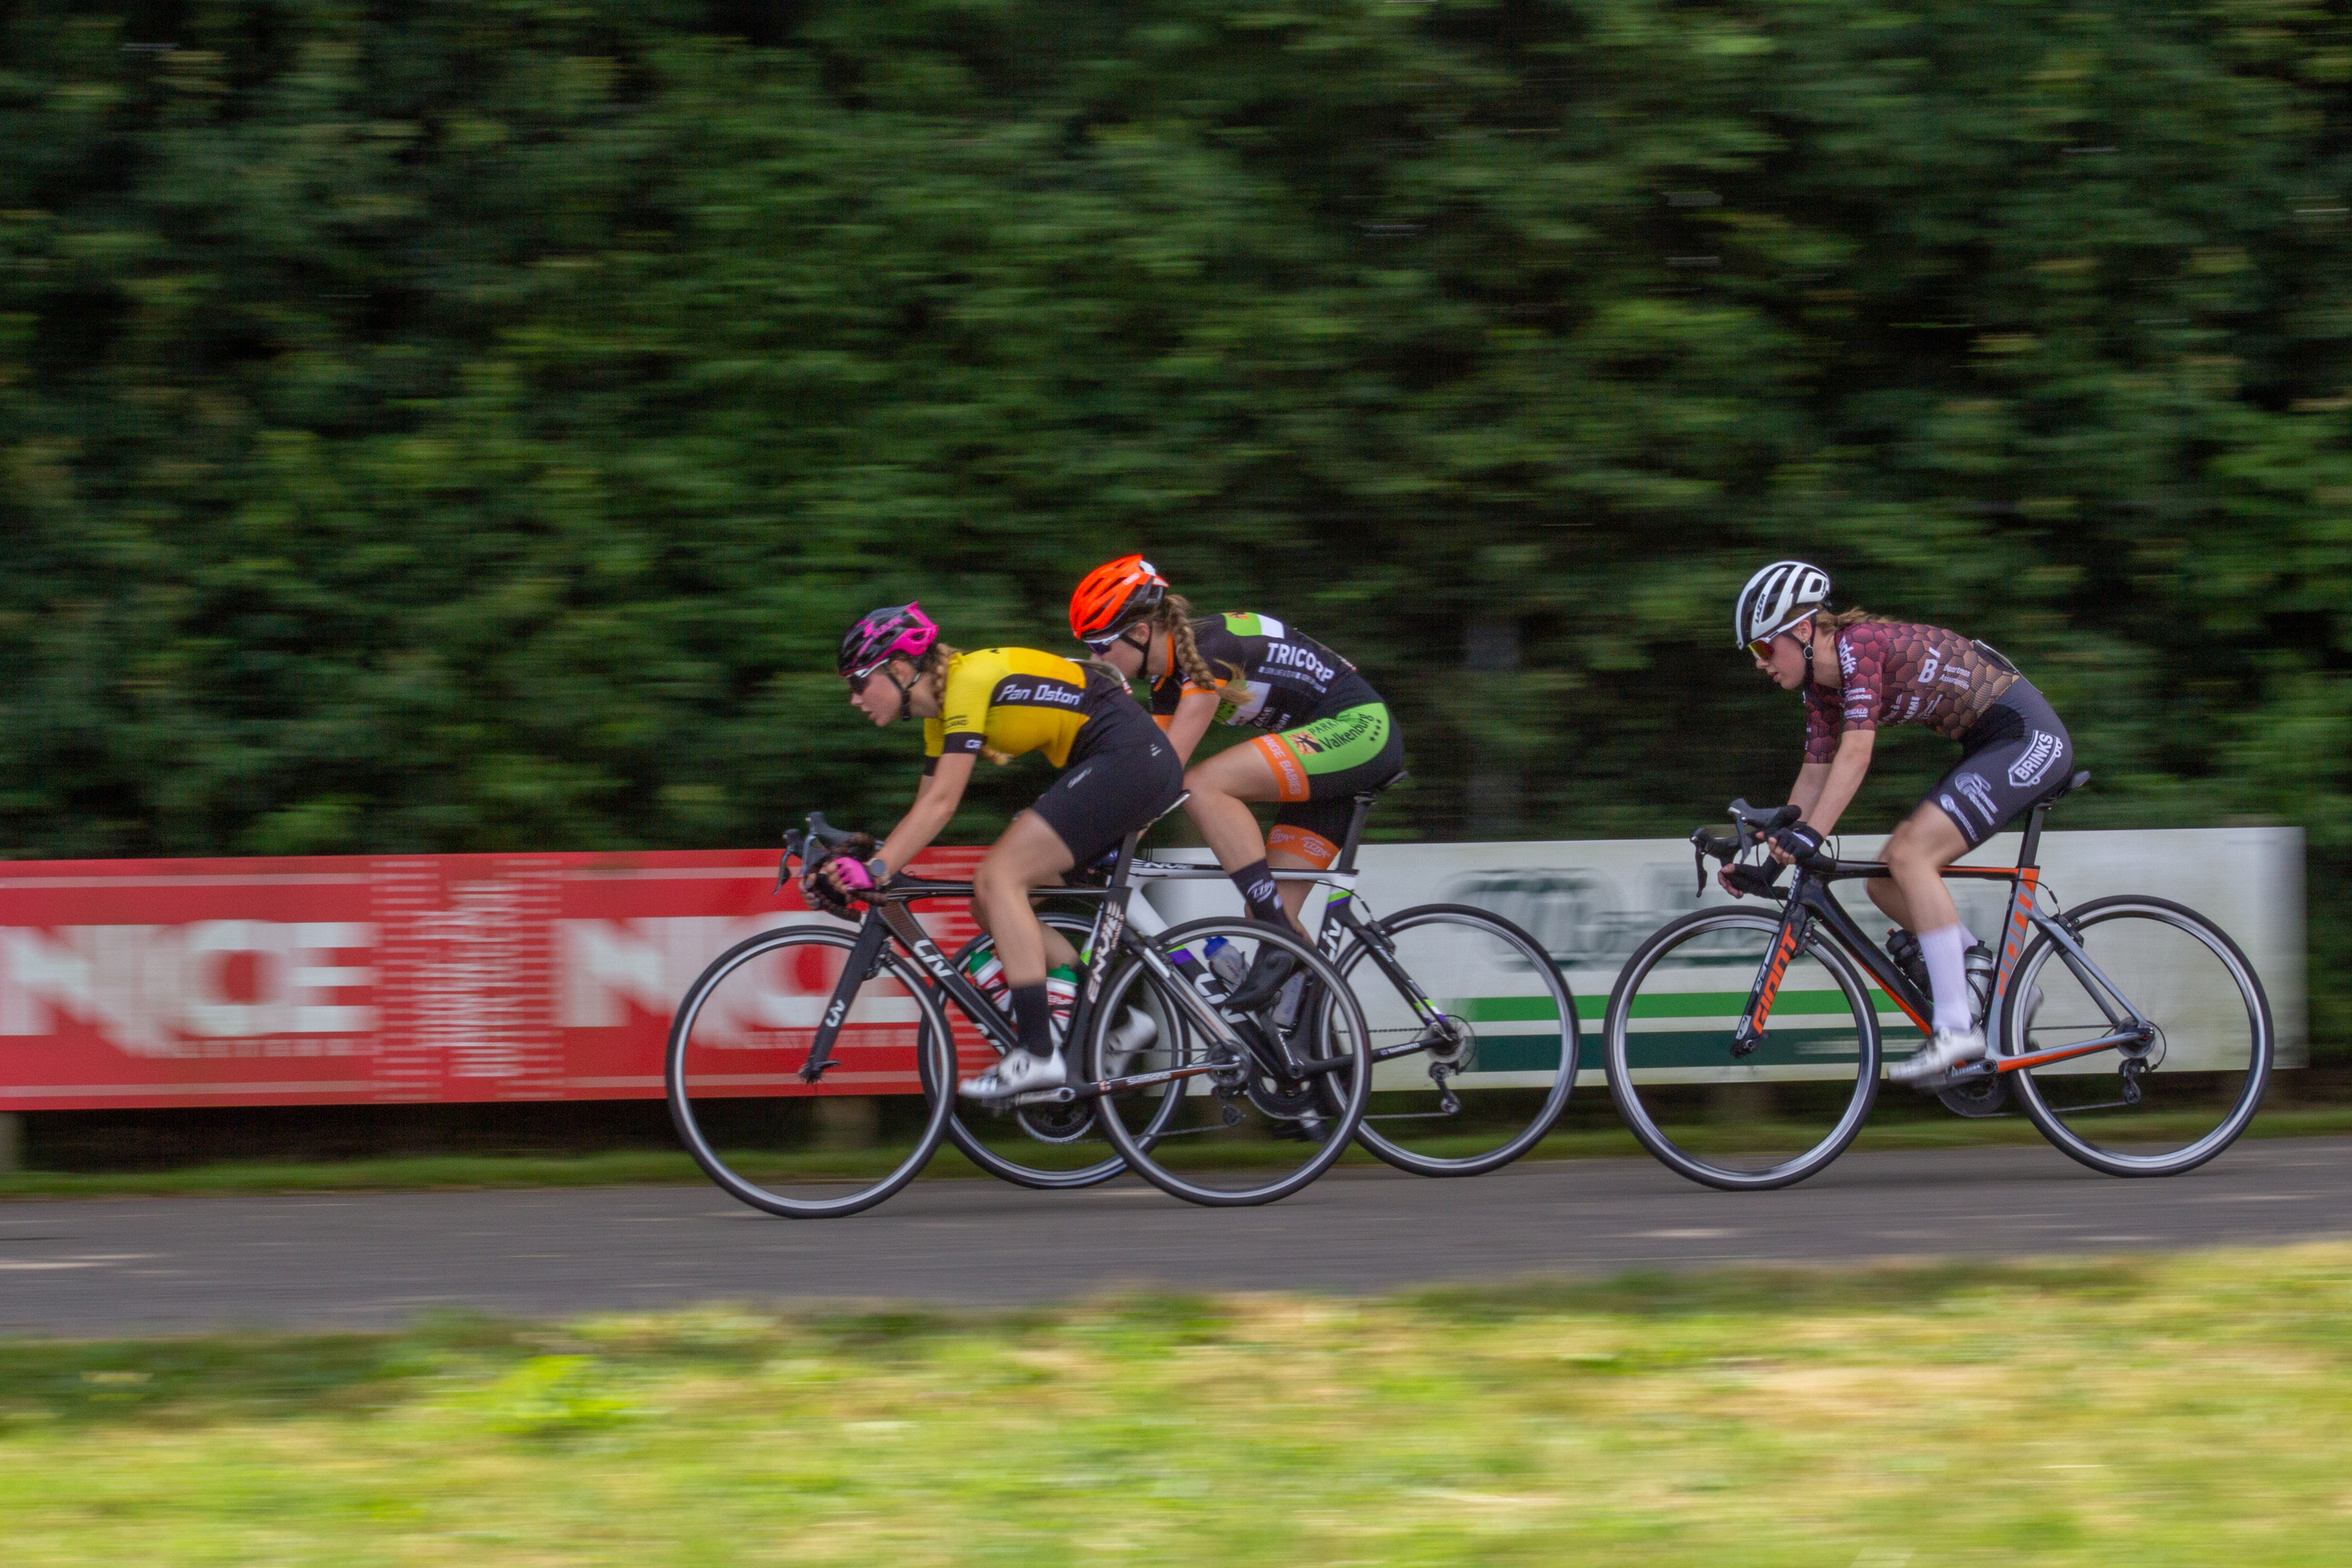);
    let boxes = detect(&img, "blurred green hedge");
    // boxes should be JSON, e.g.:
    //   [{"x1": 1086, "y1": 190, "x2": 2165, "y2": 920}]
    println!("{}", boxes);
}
[{"x1": 2, "y1": 2, "x2": 2347, "y2": 1044}]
